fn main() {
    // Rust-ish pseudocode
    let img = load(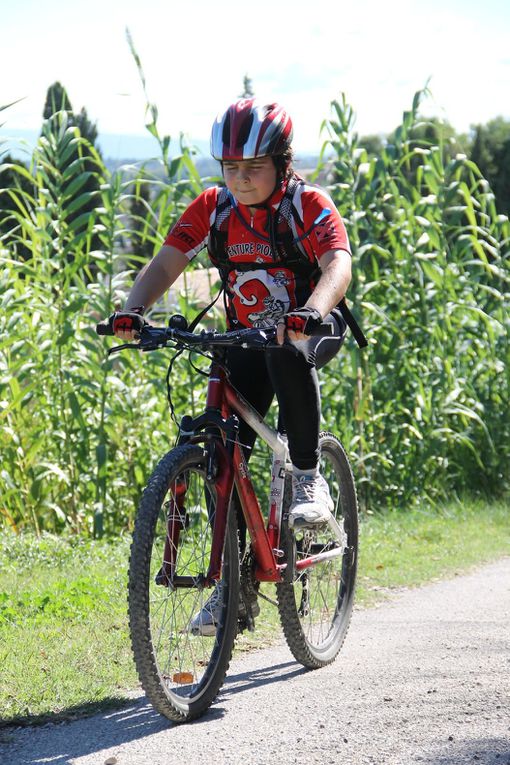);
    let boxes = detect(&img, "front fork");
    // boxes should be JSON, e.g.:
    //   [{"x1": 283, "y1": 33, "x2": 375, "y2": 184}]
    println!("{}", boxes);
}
[
  {"x1": 156, "y1": 413, "x2": 237, "y2": 590},
  {"x1": 155, "y1": 477, "x2": 188, "y2": 587}
]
